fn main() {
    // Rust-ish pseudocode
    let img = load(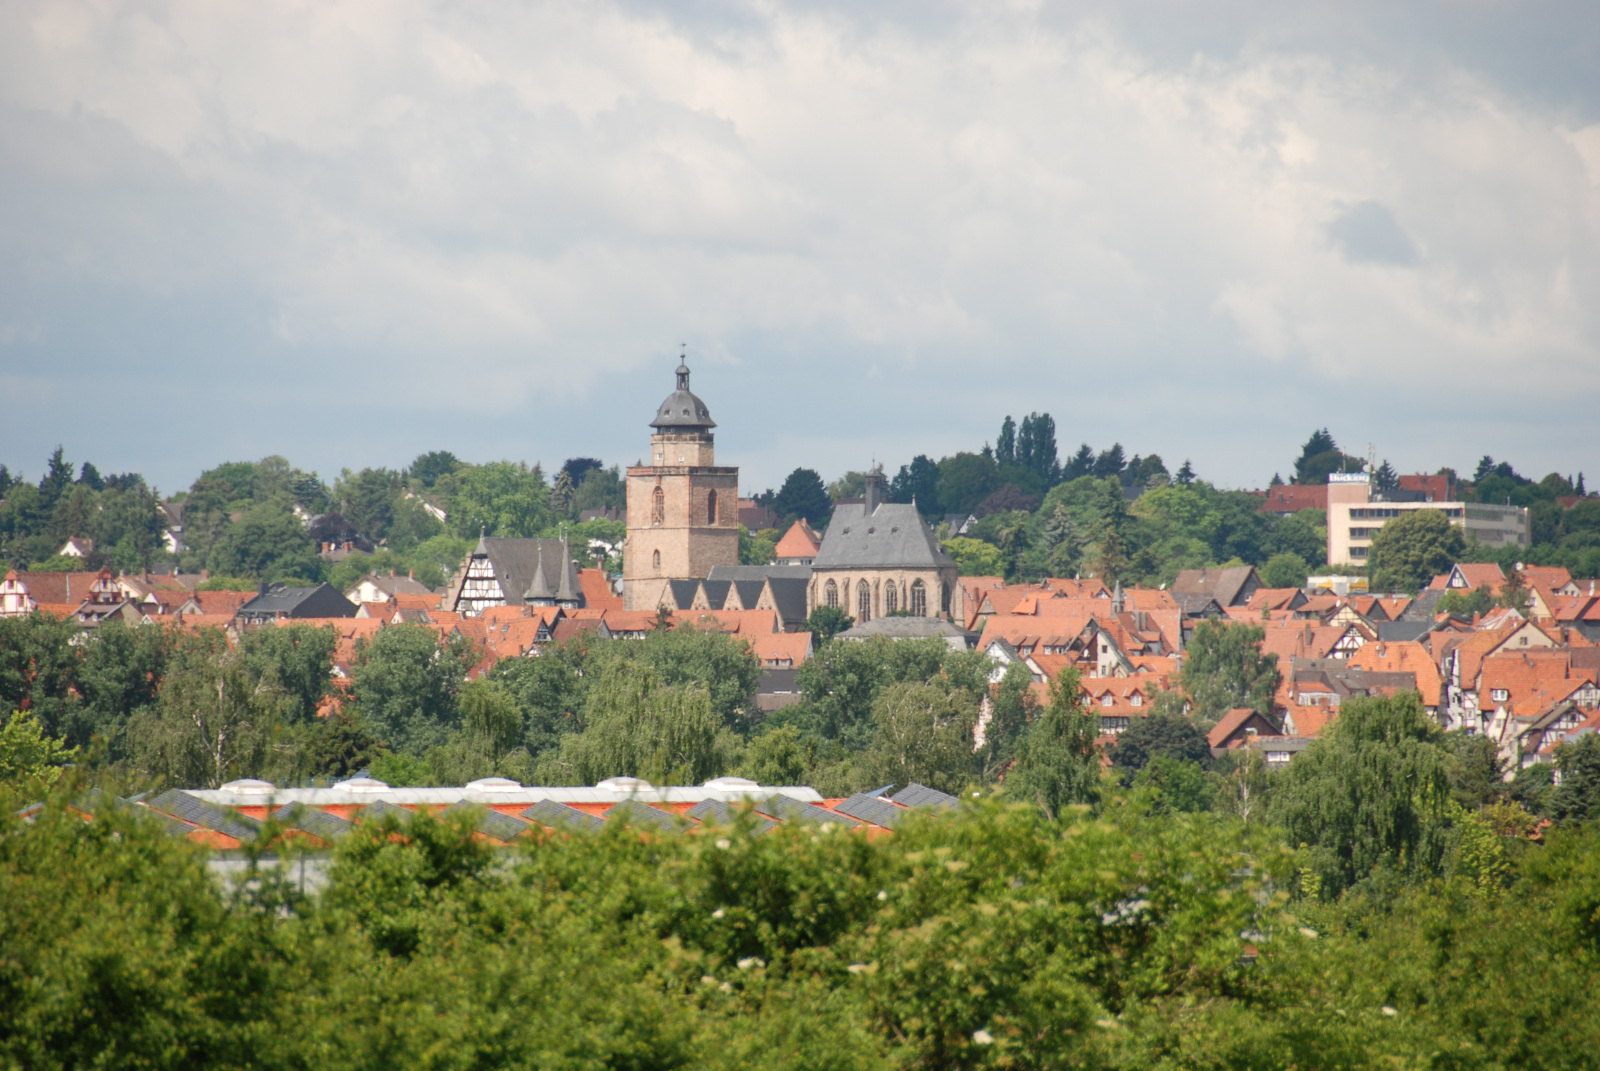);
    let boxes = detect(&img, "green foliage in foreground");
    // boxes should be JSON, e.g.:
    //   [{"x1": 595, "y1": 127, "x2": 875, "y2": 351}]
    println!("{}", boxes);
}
[{"x1": 6, "y1": 783, "x2": 1600, "y2": 1070}]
